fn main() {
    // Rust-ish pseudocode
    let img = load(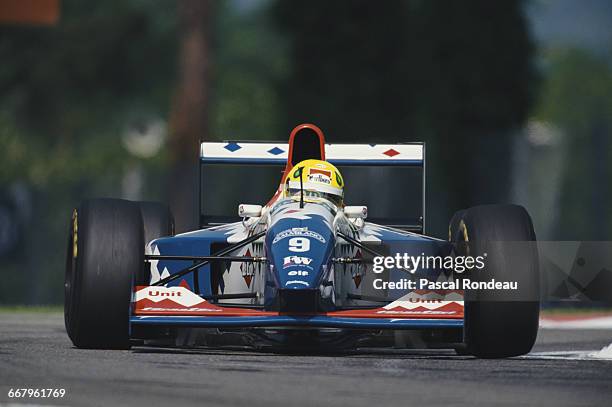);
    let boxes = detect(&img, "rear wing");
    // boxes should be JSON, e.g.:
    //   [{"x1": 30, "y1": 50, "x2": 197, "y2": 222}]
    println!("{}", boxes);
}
[
  {"x1": 199, "y1": 141, "x2": 426, "y2": 232},
  {"x1": 200, "y1": 142, "x2": 424, "y2": 166}
]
